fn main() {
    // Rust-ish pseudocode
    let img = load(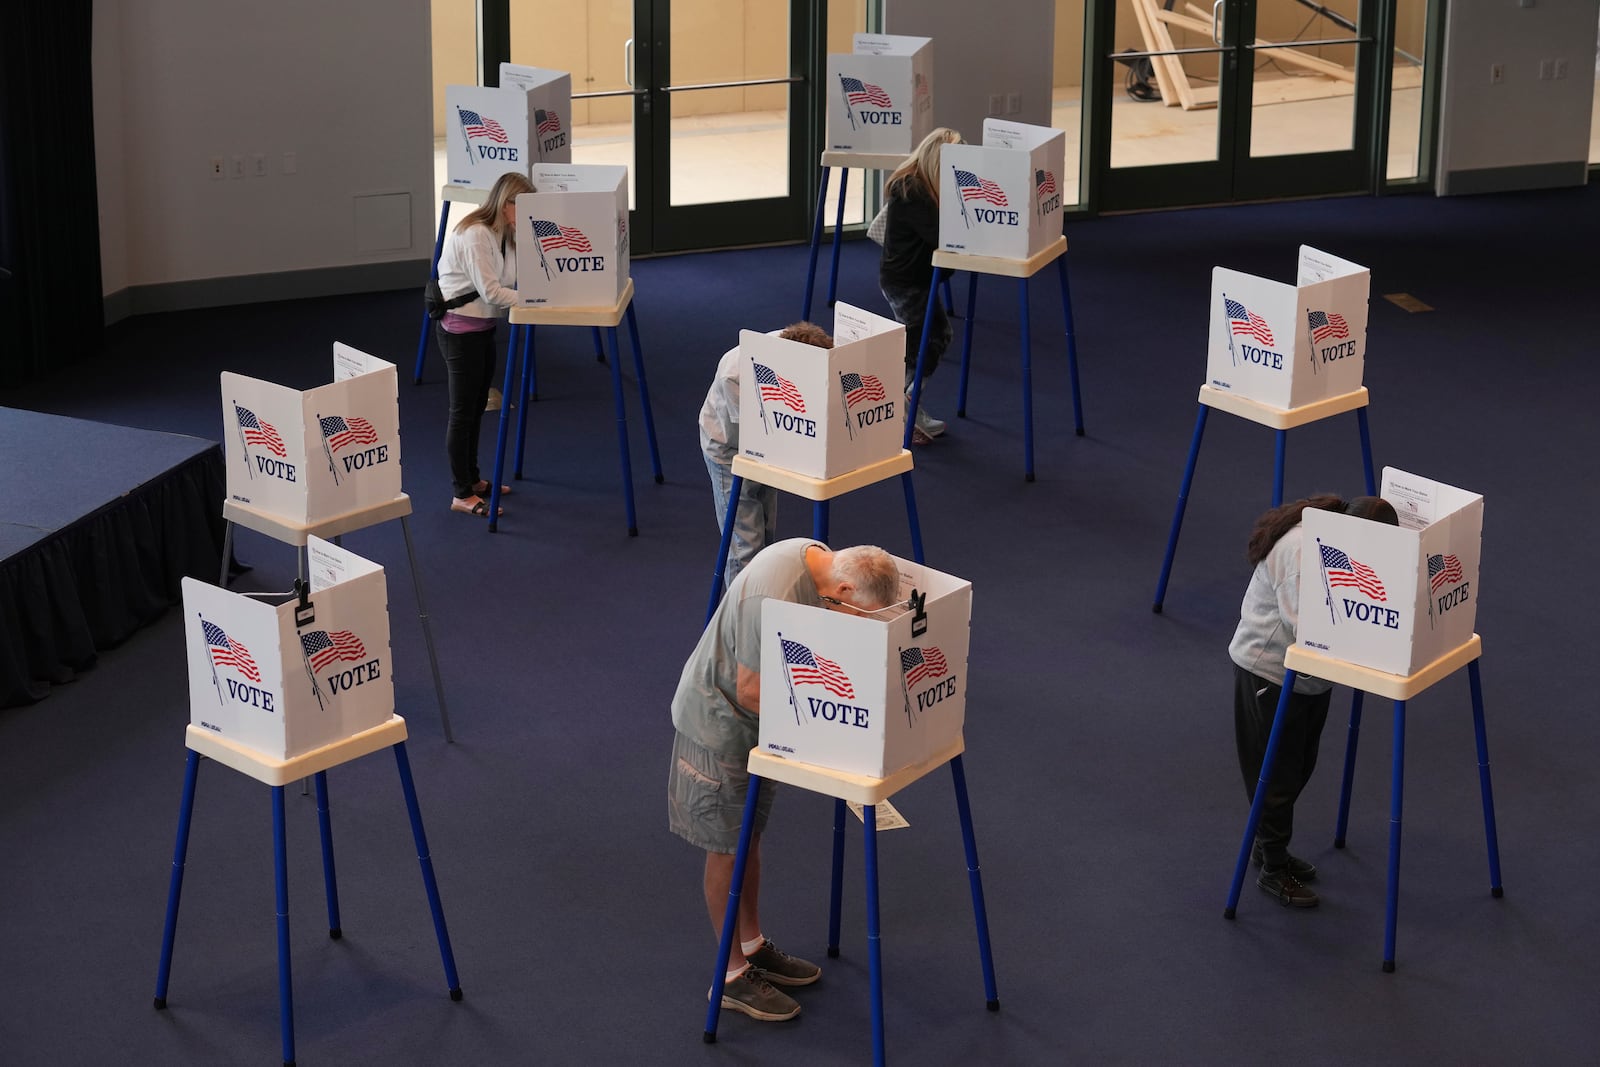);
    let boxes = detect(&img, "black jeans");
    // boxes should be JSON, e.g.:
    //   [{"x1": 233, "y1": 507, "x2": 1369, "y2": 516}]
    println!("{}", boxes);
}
[
  {"x1": 1233, "y1": 663, "x2": 1332, "y2": 867},
  {"x1": 436, "y1": 323, "x2": 497, "y2": 499}
]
